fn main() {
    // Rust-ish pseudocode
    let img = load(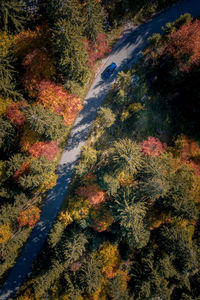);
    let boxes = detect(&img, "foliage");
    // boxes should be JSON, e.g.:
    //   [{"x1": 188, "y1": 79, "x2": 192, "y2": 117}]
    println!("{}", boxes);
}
[
  {"x1": 0, "y1": 0, "x2": 25, "y2": 33},
  {"x1": 0, "y1": 30, "x2": 14, "y2": 57},
  {"x1": 19, "y1": 126, "x2": 40, "y2": 152},
  {"x1": 0, "y1": 223, "x2": 12, "y2": 244},
  {"x1": 84, "y1": 33, "x2": 111, "y2": 68},
  {"x1": 17, "y1": 206, "x2": 41, "y2": 227},
  {"x1": 75, "y1": 145, "x2": 97, "y2": 176},
  {"x1": 140, "y1": 136, "x2": 167, "y2": 157},
  {"x1": 0, "y1": 96, "x2": 13, "y2": 116},
  {"x1": 14, "y1": 24, "x2": 51, "y2": 59},
  {"x1": 76, "y1": 182, "x2": 107, "y2": 206},
  {"x1": 0, "y1": 117, "x2": 16, "y2": 152},
  {"x1": 67, "y1": 196, "x2": 91, "y2": 221},
  {"x1": 165, "y1": 19, "x2": 200, "y2": 72},
  {"x1": 83, "y1": 0, "x2": 103, "y2": 42},
  {"x1": 5, "y1": 102, "x2": 26, "y2": 126},
  {"x1": 22, "y1": 49, "x2": 56, "y2": 97},
  {"x1": 96, "y1": 107, "x2": 116, "y2": 129},
  {"x1": 52, "y1": 19, "x2": 90, "y2": 85},
  {"x1": 98, "y1": 242, "x2": 120, "y2": 278},
  {"x1": 110, "y1": 138, "x2": 143, "y2": 175},
  {"x1": 28, "y1": 141, "x2": 58, "y2": 160},
  {"x1": 24, "y1": 104, "x2": 66, "y2": 141},
  {"x1": 36, "y1": 80, "x2": 82, "y2": 125},
  {"x1": 111, "y1": 189, "x2": 150, "y2": 249},
  {"x1": 90, "y1": 204, "x2": 113, "y2": 232}
]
